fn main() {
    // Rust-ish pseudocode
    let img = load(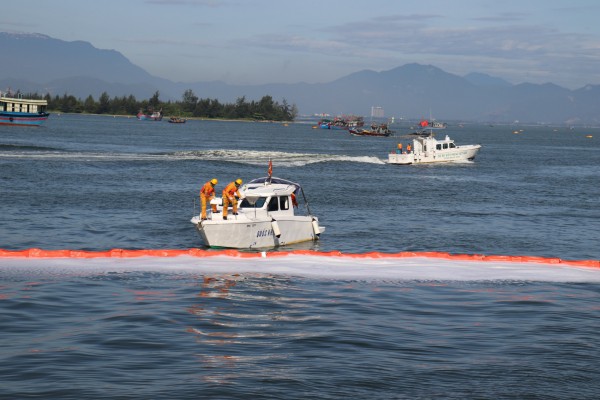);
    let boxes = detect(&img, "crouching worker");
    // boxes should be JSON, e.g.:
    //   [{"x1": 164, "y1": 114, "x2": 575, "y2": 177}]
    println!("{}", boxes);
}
[
  {"x1": 222, "y1": 178, "x2": 243, "y2": 220},
  {"x1": 200, "y1": 178, "x2": 218, "y2": 220}
]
